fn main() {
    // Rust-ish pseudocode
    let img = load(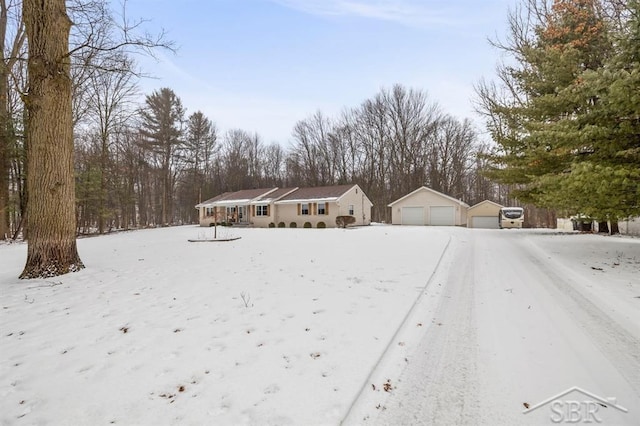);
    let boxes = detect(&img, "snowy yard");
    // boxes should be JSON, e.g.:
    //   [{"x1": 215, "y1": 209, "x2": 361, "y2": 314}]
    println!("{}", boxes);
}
[
  {"x1": 1, "y1": 225, "x2": 449, "y2": 425},
  {"x1": 1, "y1": 226, "x2": 639, "y2": 425}
]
